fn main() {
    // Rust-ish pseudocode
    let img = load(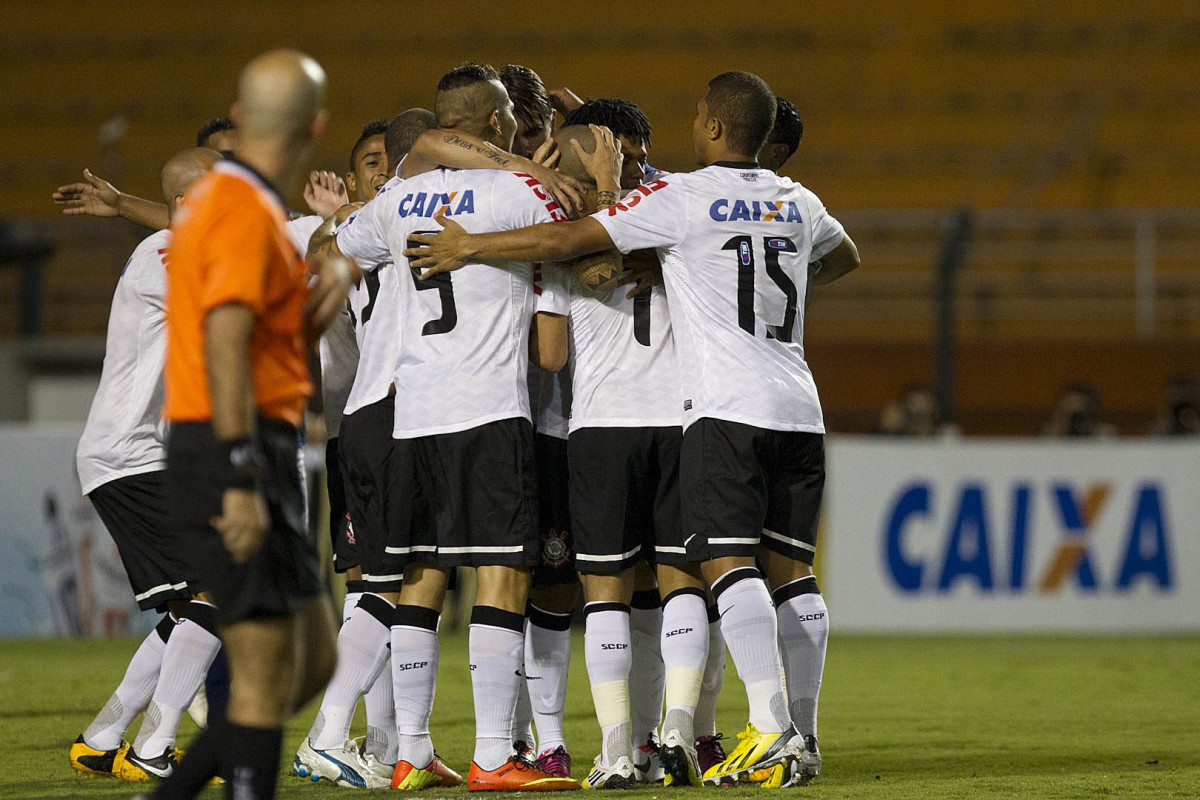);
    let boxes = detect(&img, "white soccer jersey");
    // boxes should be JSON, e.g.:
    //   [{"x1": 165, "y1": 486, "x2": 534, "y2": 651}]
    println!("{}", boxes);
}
[
  {"x1": 77, "y1": 230, "x2": 170, "y2": 495},
  {"x1": 594, "y1": 165, "x2": 846, "y2": 433},
  {"x1": 337, "y1": 176, "x2": 406, "y2": 417},
  {"x1": 529, "y1": 263, "x2": 572, "y2": 439},
  {"x1": 567, "y1": 277, "x2": 681, "y2": 431},
  {"x1": 384, "y1": 169, "x2": 569, "y2": 438}
]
